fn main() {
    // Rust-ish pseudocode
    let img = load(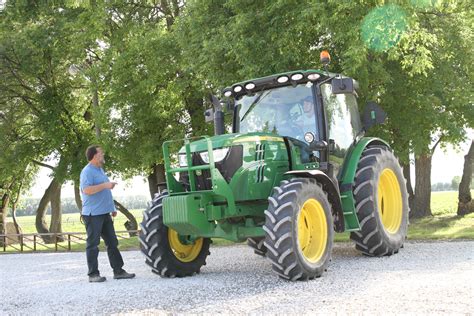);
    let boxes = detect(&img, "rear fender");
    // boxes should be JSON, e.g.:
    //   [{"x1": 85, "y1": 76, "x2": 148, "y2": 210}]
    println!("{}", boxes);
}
[{"x1": 337, "y1": 137, "x2": 390, "y2": 231}]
